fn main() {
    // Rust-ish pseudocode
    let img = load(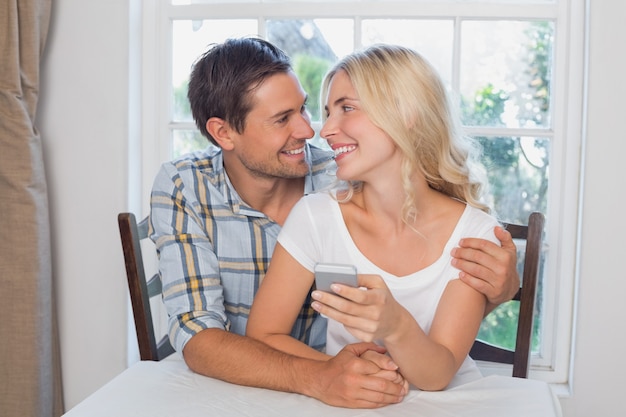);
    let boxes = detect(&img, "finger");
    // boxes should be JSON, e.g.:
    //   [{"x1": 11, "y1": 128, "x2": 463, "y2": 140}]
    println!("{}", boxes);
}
[
  {"x1": 370, "y1": 369, "x2": 403, "y2": 383},
  {"x1": 454, "y1": 231, "x2": 517, "y2": 281},
  {"x1": 360, "y1": 349, "x2": 398, "y2": 371},
  {"x1": 331, "y1": 283, "x2": 366, "y2": 300},
  {"x1": 312, "y1": 288, "x2": 371, "y2": 318},
  {"x1": 455, "y1": 241, "x2": 503, "y2": 266},
  {"x1": 330, "y1": 283, "x2": 370, "y2": 305},
  {"x1": 452, "y1": 239, "x2": 501, "y2": 270},
  {"x1": 312, "y1": 299, "x2": 377, "y2": 342},
  {"x1": 458, "y1": 273, "x2": 499, "y2": 306},
  {"x1": 454, "y1": 244, "x2": 514, "y2": 282},
  {"x1": 359, "y1": 374, "x2": 408, "y2": 400},
  {"x1": 343, "y1": 342, "x2": 387, "y2": 356},
  {"x1": 452, "y1": 245, "x2": 505, "y2": 300},
  {"x1": 373, "y1": 370, "x2": 409, "y2": 390},
  {"x1": 357, "y1": 274, "x2": 385, "y2": 289},
  {"x1": 311, "y1": 296, "x2": 356, "y2": 326},
  {"x1": 312, "y1": 299, "x2": 374, "y2": 338},
  {"x1": 311, "y1": 289, "x2": 350, "y2": 311},
  {"x1": 332, "y1": 275, "x2": 388, "y2": 306},
  {"x1": 452, "y1": 252, "x2": 496, "y2": 280},
  {"x1": 325, "y1": 274, "x2": 382, "y2": 304},
  {"x1": 493, "y1": 226, "x2": 513, "y2": 246}
]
